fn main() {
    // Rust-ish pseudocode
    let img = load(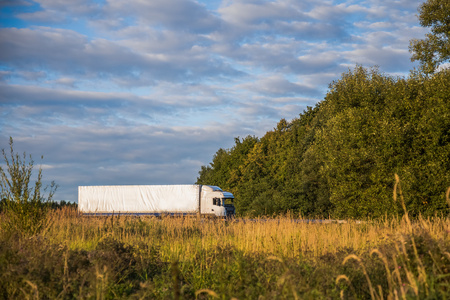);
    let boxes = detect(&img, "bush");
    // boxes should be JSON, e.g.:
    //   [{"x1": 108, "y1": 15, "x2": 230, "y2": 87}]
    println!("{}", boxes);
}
[{"x1": 0, "y1": 137, "x2": 57, "y2": 235}]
